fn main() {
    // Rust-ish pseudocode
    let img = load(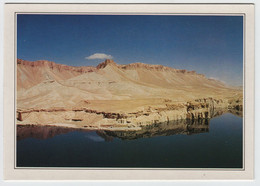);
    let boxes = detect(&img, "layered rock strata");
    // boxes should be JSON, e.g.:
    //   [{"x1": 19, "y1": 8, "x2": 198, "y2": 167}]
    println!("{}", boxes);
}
[{"x1": 16, "y1": 97, "x2": 242, "y2": 130}]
